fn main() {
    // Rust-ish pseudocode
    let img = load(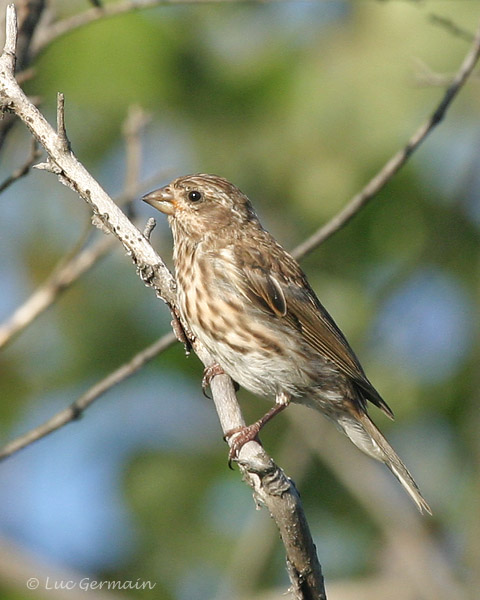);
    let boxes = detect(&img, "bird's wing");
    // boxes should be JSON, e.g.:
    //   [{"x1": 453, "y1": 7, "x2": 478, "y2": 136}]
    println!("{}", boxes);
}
[
  {"x1": 240, "y1": 266, "x2": 288, "y2": 318},
  {"x1": 236, "y1": 242, "x2": 394, "y2": 418}
]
